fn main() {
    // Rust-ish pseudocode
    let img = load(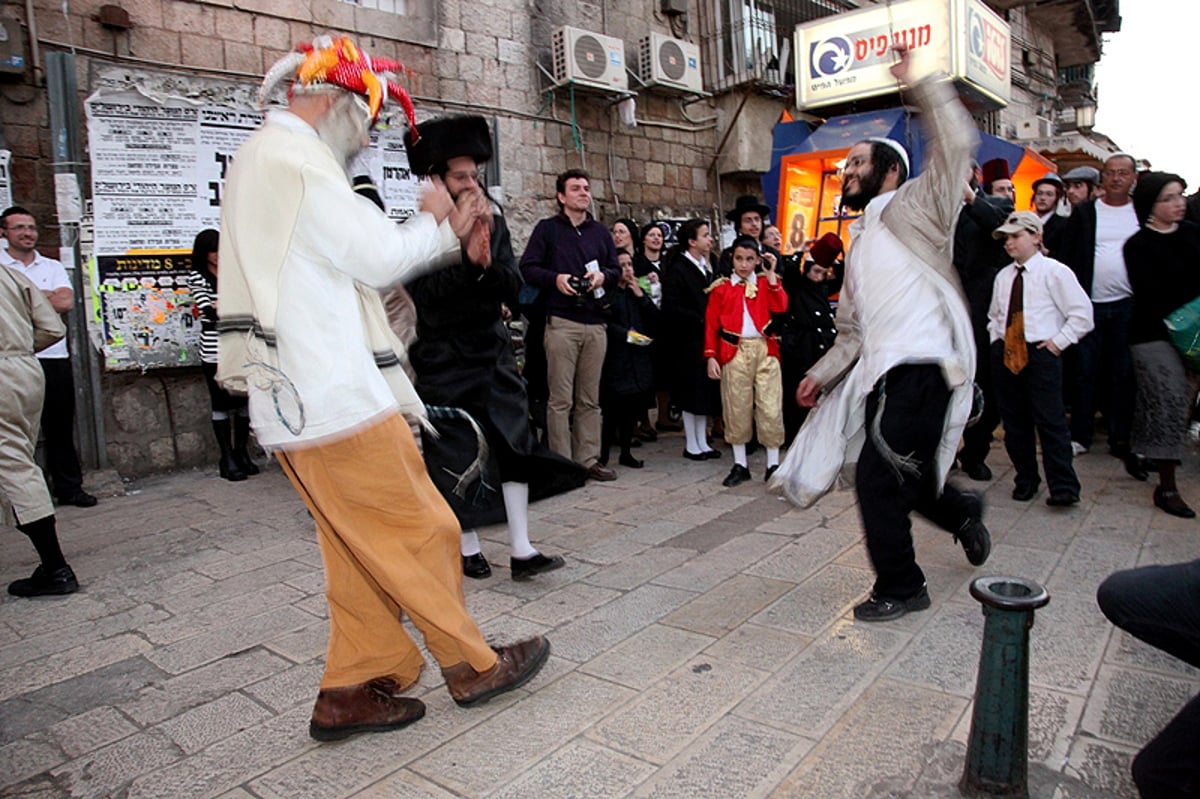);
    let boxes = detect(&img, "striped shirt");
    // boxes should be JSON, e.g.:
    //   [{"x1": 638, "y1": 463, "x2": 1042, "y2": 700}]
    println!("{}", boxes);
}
[{"x1": 188, "y1": 271, "x2": 219, "y2": 364}]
